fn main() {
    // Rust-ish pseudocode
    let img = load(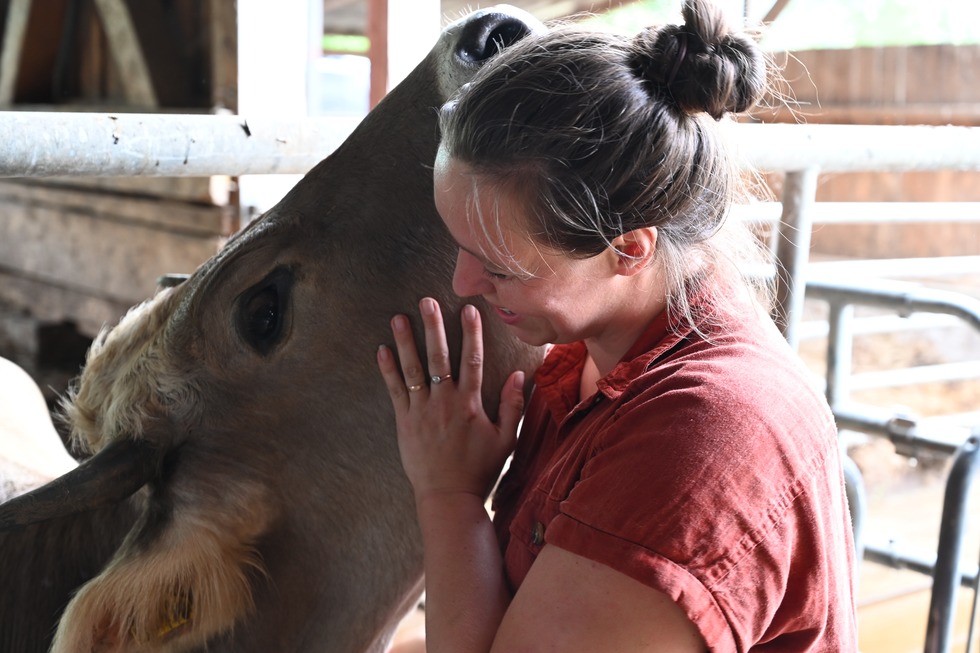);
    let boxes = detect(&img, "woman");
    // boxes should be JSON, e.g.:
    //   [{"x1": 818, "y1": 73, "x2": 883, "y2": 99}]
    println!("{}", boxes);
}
[{"x1": 377, "y1": 0, "x2": 858, "y2": 650}]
